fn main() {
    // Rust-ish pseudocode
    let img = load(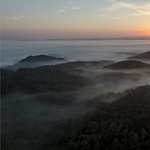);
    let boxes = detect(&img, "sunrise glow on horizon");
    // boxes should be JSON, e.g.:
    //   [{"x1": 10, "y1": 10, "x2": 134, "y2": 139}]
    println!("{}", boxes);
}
[{"x1": 1, "y1": 0, "x2": 150, "y2": 39}]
